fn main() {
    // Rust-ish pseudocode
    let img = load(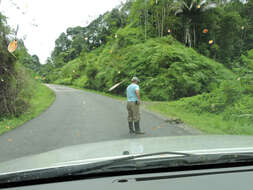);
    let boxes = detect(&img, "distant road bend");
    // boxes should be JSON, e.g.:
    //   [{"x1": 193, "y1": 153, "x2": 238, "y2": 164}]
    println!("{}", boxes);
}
[{"x1": 0, "y1": 84, "x2": 201, "y2": 162}]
